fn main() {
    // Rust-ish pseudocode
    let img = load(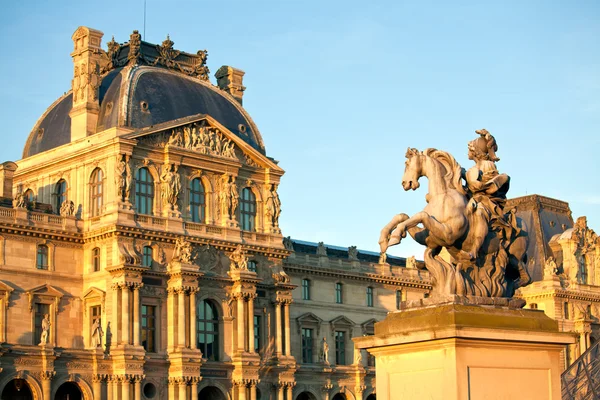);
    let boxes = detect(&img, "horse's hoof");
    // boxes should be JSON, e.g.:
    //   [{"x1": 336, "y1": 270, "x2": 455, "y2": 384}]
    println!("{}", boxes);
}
[{"x1": 388, "y1": 237, "x2": 401, "y2": 247}]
